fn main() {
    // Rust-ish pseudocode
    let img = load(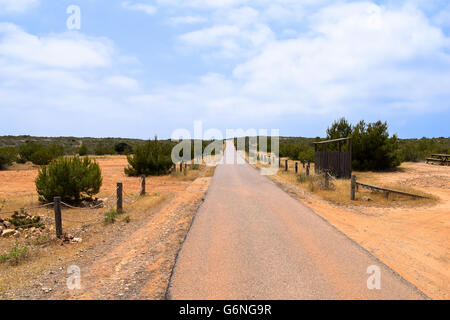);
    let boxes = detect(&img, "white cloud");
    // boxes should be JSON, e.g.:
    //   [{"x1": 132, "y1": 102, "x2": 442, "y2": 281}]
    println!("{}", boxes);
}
[
  {"x1": 105, "y1": 76, "x2": 139, "y2": 90},
  {"x1": 0, "y1": 24, "x2": 113, "y2": 69},
  {"x1": 0, "y1": 24, "x2": 142, "y2": 136},
  {"x1": 0, "y1": 0, "x2": 38, "y2": 13},
  {"x1": 122, "y1": 1, "x2": 157, "y2": 15},
  {"x1": 179, "y1": 23, "x2": 274, "y2": 58},
  {"x1": 170, "y1": 16, "x2": 207, "y2": 24},
  {"x1": 154, "y1": 2, "x2": 450, "y2": 120}
]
